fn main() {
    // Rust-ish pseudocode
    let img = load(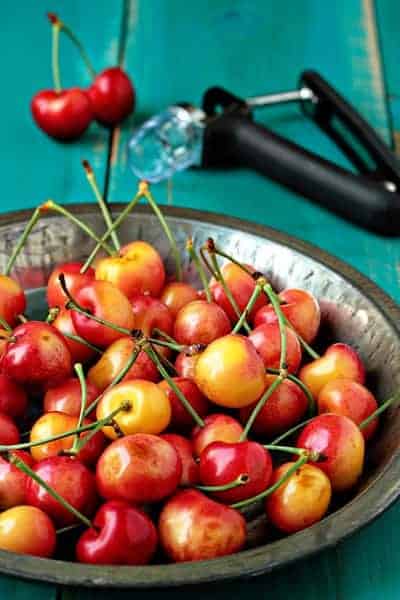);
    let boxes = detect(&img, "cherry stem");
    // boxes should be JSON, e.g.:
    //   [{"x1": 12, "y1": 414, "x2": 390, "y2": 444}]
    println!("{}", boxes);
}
[
  {"x1": 263, "y1": 444, "x2": 319, "y2": 459},
  {"x1": 240, "y1": 374, "x2": 285, "y2": 441},
  {"x1": 231, "y1": 278, "x2": 265, "y2": 334},
  {"x1": 71, "y1": 364, "x2": 86, "y2": 453},
  {"x1": 151, "y1": 344, "x2": 177, "y2": 375},
  {"x1": 0, "y1": 317, "x2": 12, "y2": 333},
  {"x1": 51, "y1": 19, "x2": 62, "y2": 93},
  {"x1": 11, "y1": 454, "x2": 93, "y2": 528},
  {"x1": 142, "y1": 186, "x2": 182, "y2": 282},
  {"x1": 230, "y1": 454, "x2": 309, "y2": 509},
  {"x1": 269, "y1": 417, "x2": 315, "y2": 446},
  {"x1": 262, "y1": 283, "x2": 287, "y2": 371},
  {"x1": 56, "y1": 524, "x2": 81, "y2": 535},
  {"x1": 290, "y1": 327, "x2": 320, "y2": 360},
  {"x1": 62, "y1": 331, "x2": 103, "y2": 355},
  {"x1": 4, "y1": 207, "x2": 42, "y2": 276},
  {"x1": 266, "y1": 368, "x2": 316, "y2": 416},
  {"x1": 73, "y1": 403, "x2": 129, "y2": 454},
  {"x1": 49, "y1": 14, "x2": 96, "y2": 79},
  {"x1": 42, "y1": 201, "x2": 114, "y2": 256},
  {"x1": 196, "y1": 474, "x2": 249, "y2": 493},
  {"x1": 152, "y1": 328, "x2": 178, "y2": 345},
  {"x1": 145, "y1": 344, "x2": 205, "y2": 427},
  {"x1": 147, "y1": 337, "x2": 185, "y2": 353},
  {"x1": 82, "y1": 160, "x2": 120, "y2": 252},
  {"x1": 186, "y1": 238, "x2": 211, "y2": 302},
  {"x1": 211, "y1": 245, "x2": 253, "y2": 276},
  {"x1": 359, "y1": 389, "x2": 400, "y2": 430}
]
